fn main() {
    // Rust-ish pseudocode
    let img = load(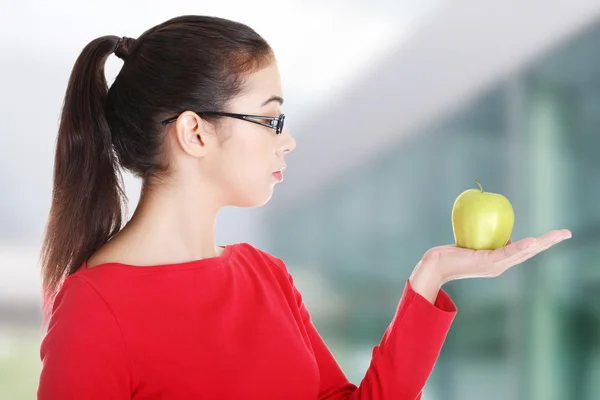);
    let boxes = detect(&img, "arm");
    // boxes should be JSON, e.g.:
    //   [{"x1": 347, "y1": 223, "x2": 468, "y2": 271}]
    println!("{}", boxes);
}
[
  {"x1": 38, "y1": 275, "x2": 132, "y2": 399},
  {"x1": 272, "y1": 228, "x2": 570, "y2": 399},
  {"x1": 282, "y1": 262, "x2": 456, "y2": 399}
]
